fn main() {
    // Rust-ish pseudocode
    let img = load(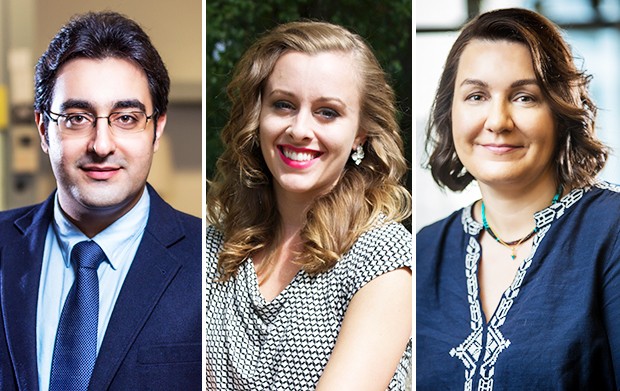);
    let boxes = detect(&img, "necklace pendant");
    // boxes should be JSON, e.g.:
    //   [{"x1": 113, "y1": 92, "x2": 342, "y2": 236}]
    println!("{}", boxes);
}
[{"x1": 510, "y1": 249, "x2": 517, "y2": 260}]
